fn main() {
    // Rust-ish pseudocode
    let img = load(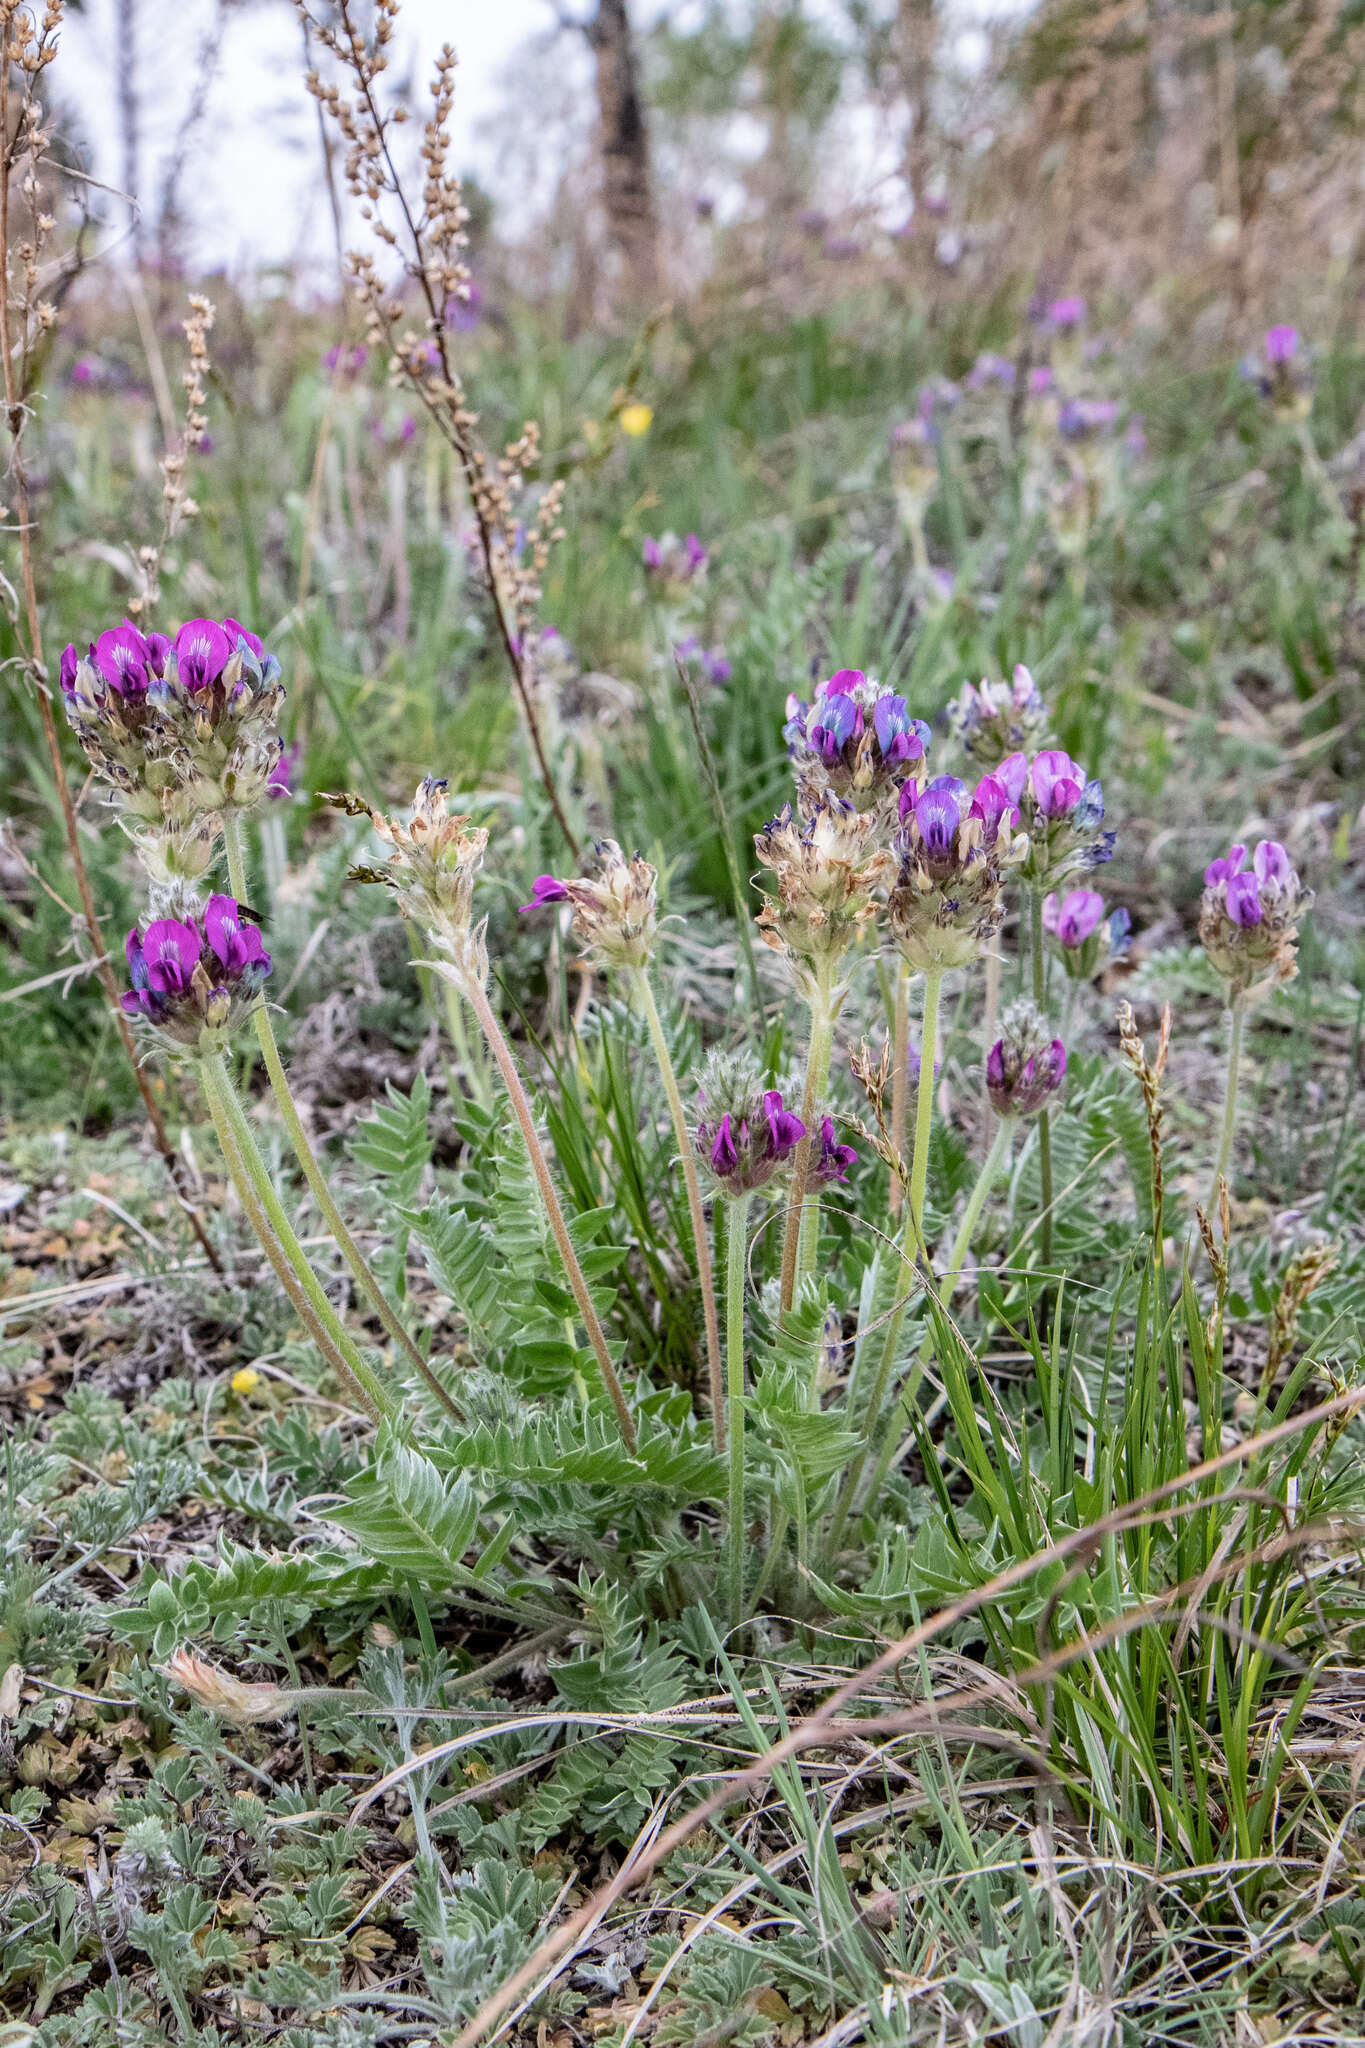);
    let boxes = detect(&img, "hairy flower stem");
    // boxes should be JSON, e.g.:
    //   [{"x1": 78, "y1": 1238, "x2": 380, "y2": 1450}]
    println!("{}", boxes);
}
[
  {"x1": 200, "y1": 1055, "x2": 387, "y2": 1424},
  {"x1": 220, "y1": 814, "x2": 460, "y2": 1421},
  {"x1": 826, "y1": 971, "x2": 941, "y2": 1542},
  {"x1": 1030, "y1": 890, "x2": 1054, "y2": 1266},
  {"x1": 725, "y1": 1194, "x2": 752, "y2": 1629},
  {"x1": 888, "y1": 961, "x2": 910, "y2": 1221},
  {"x1": 779, "y1": 992, "x2": 836, "y2": 1313},
  {"x1": 631, "y1": 968, "x2": 724, "y2": 1448},
  {"x1": 458, "y1": 972, "x2": 637, "y2": 1452},
  {"x1": 1211, "y1": 991, "x2": 1247, "y2": 1209}
]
